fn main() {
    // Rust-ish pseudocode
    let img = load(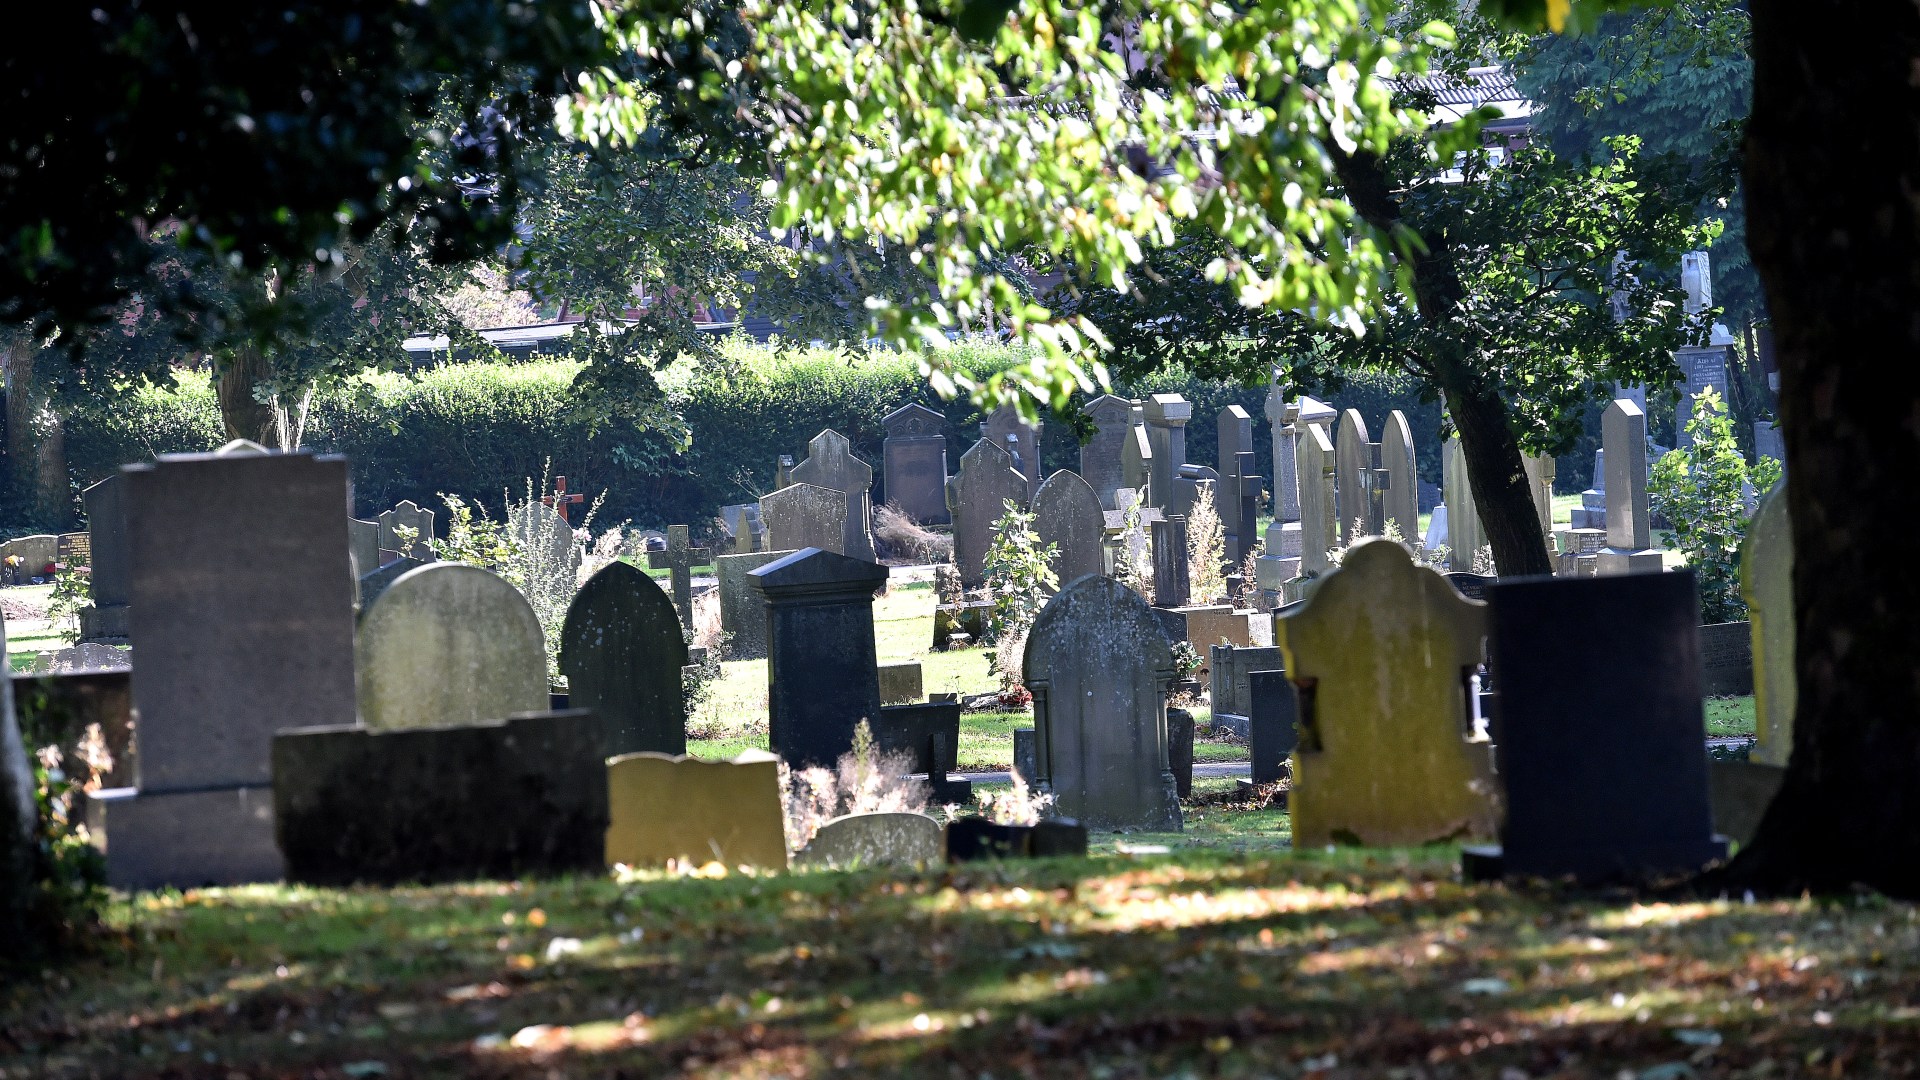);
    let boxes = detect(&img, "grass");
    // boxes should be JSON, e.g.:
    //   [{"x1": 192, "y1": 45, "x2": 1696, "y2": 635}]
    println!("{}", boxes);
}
[
  {"x1": 14, "y1": 835, "x2": 1920, "y2": 1078},
  {"x1": 3, "y1": 583, "x2": 65, "y2": 670},
  {"x1": 1706, "y1": 696, "x2": 1758, "y2": 739}
]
